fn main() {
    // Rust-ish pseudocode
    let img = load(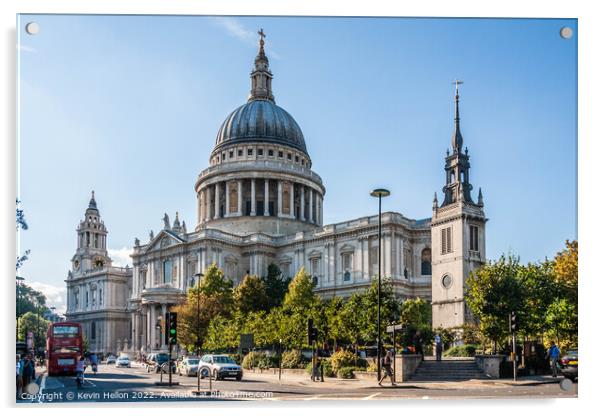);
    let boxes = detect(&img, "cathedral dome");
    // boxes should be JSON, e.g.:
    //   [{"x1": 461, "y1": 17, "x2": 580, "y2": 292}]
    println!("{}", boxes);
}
[{"x1": 214, "y1": 99, "x2": 307, "y2": 154}]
